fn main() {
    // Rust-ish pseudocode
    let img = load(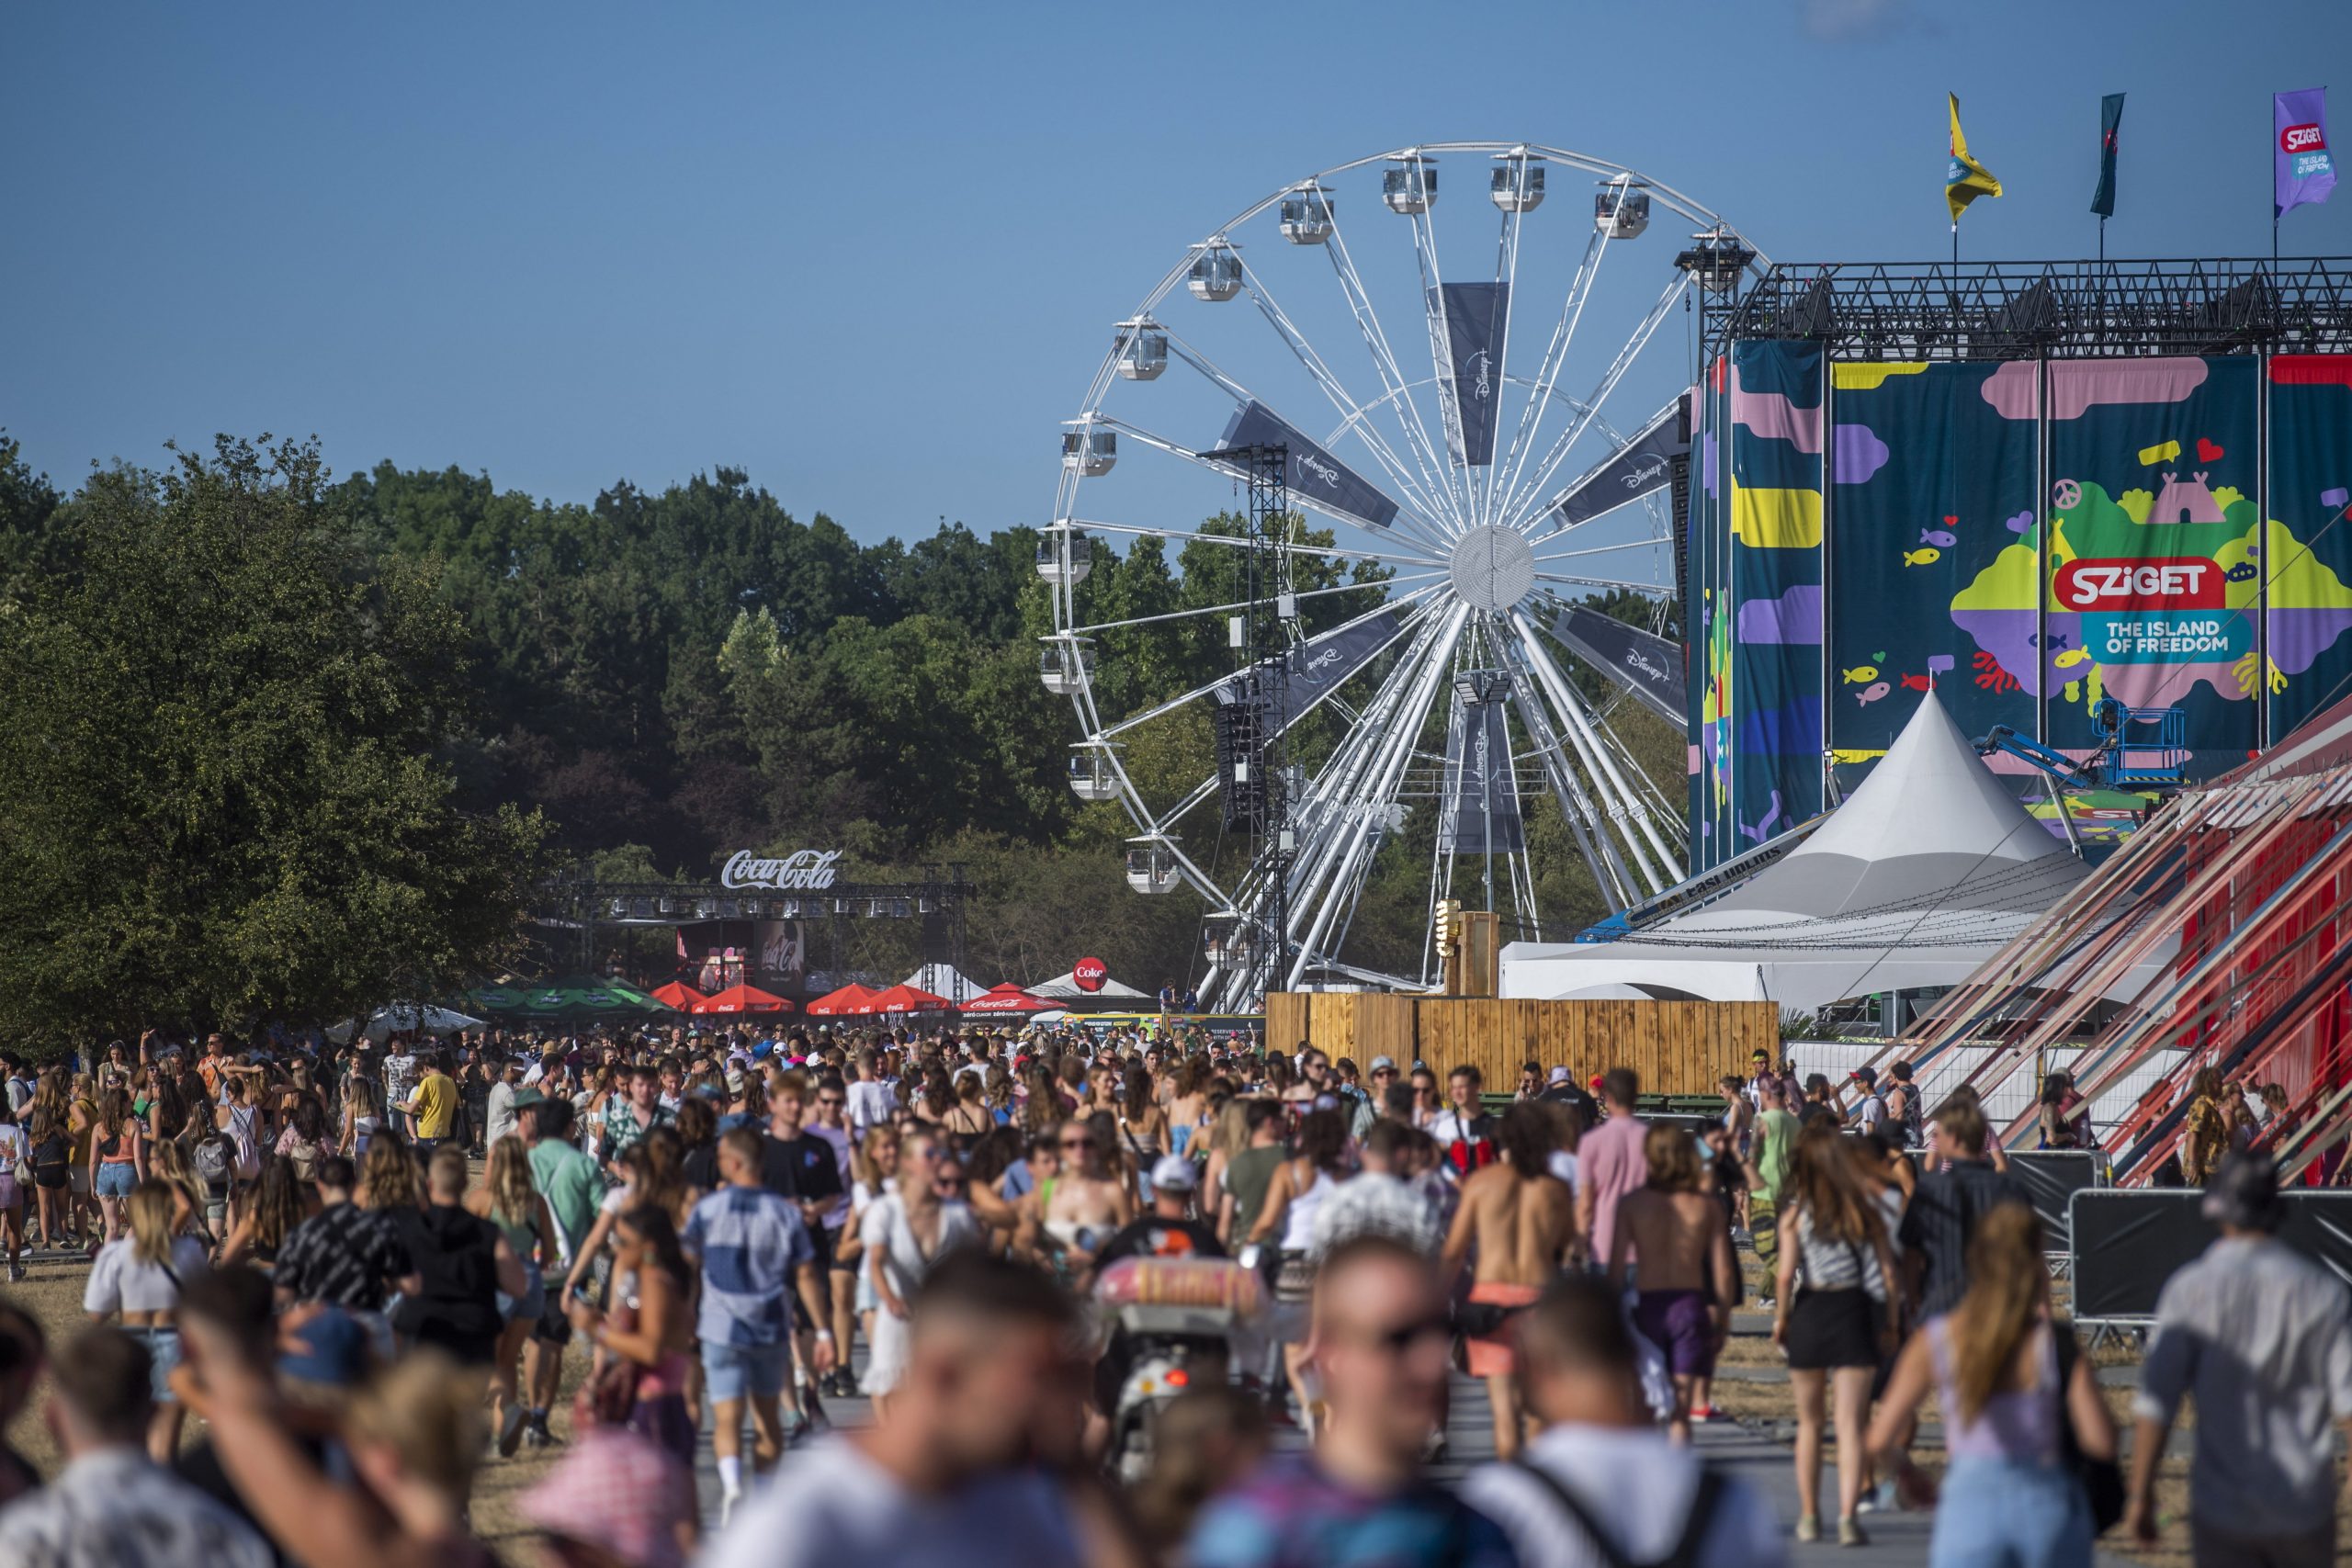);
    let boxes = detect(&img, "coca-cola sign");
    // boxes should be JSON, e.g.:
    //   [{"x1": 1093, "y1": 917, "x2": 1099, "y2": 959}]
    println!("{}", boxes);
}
[
  {"x1": 720, "y1": 849, "x2": 843, "y2": 891},
  {"x1": 1072, "y1": 955, "x2": 1109, "y2": 994}
]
